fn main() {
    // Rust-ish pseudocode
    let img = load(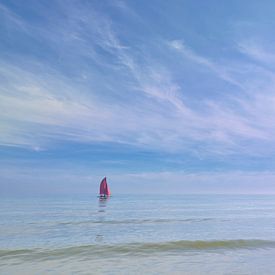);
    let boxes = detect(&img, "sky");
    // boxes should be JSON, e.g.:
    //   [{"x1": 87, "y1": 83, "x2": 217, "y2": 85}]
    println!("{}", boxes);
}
[{"x1": 1, "y1": 0, "x2": 275, "y2": 195}]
